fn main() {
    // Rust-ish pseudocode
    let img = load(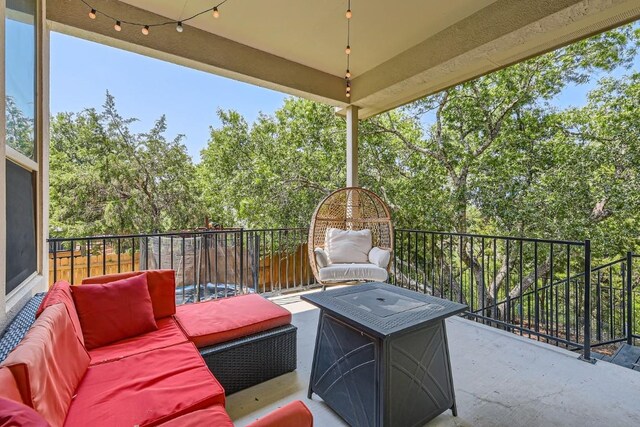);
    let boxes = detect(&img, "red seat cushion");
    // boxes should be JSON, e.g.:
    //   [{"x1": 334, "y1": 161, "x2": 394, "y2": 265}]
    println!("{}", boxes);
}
[
  {"x1": 155, "y1": 404, "x2": 233, "y2": 427},
  {"x1": 0, "y1": 368, "x2": 23, "y2": 404},
  {"x1": 35, "y1": 281, "x2": 84, "y2": 345},
  {"x1": 0, "y1": 398, "x2": 50, "y2": 427},
  {"x1": 175, "y1": 294, "x2": 292, "y2": 348},
  {"x1": 247, "y1": 401, "x2": 314, "y2": 427},
  {"x1": 82, "y1": 270, "x2": 176, "y2": 319},
  {"x1": 1, "y1": 304, "x2": 90, "y2": 427},
  {"x1": 64, "y1": 342, "x2": 225, "y2": 427},
  {"x1": 89, "y1": 317, "x2": 188, "y2": 365},
  {"x1": 72, "y1": 274, "x2": 158, "y2": 350}
]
